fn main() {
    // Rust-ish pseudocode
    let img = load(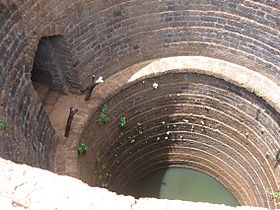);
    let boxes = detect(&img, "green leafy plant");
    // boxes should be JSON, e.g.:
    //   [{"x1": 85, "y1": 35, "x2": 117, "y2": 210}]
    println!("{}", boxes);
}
[
  {"x1": 251, "y1": 89, "x2": 264, "y2": 98},
  {"x1": 77, "y1": 144, "x2": 88, "y2": 155},
  {"x1": 0, "y1": 120, "x2": 8, "y2": 131},
  {"x1": 256, "y1": 92, "x2": 264, "y2": 98},
  {"x1": 272, "y1": 191, "x2": 280, "y2": 206},
  {"x1": 267, "y1": 189, "x2": 280, "y2": 206},
  {"x1": 119, "y1": 116, "x2": 127, "y2": 129},
  {"x1": 96, "y1": 104, "x2": 110, "y2": 125},
  {"x1": 272, "y1": 191, "x2": 280, "y2": 199}
]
